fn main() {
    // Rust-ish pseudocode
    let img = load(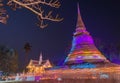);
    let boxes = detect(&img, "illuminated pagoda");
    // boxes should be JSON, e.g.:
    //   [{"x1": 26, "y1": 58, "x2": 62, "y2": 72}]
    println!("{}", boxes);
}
[
  {"x1": 48, "y1": 3, "x2": 120, "y2": 79},
  {"x1": 64, "y1": 4, "x2": 108, "y2": 65}
]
